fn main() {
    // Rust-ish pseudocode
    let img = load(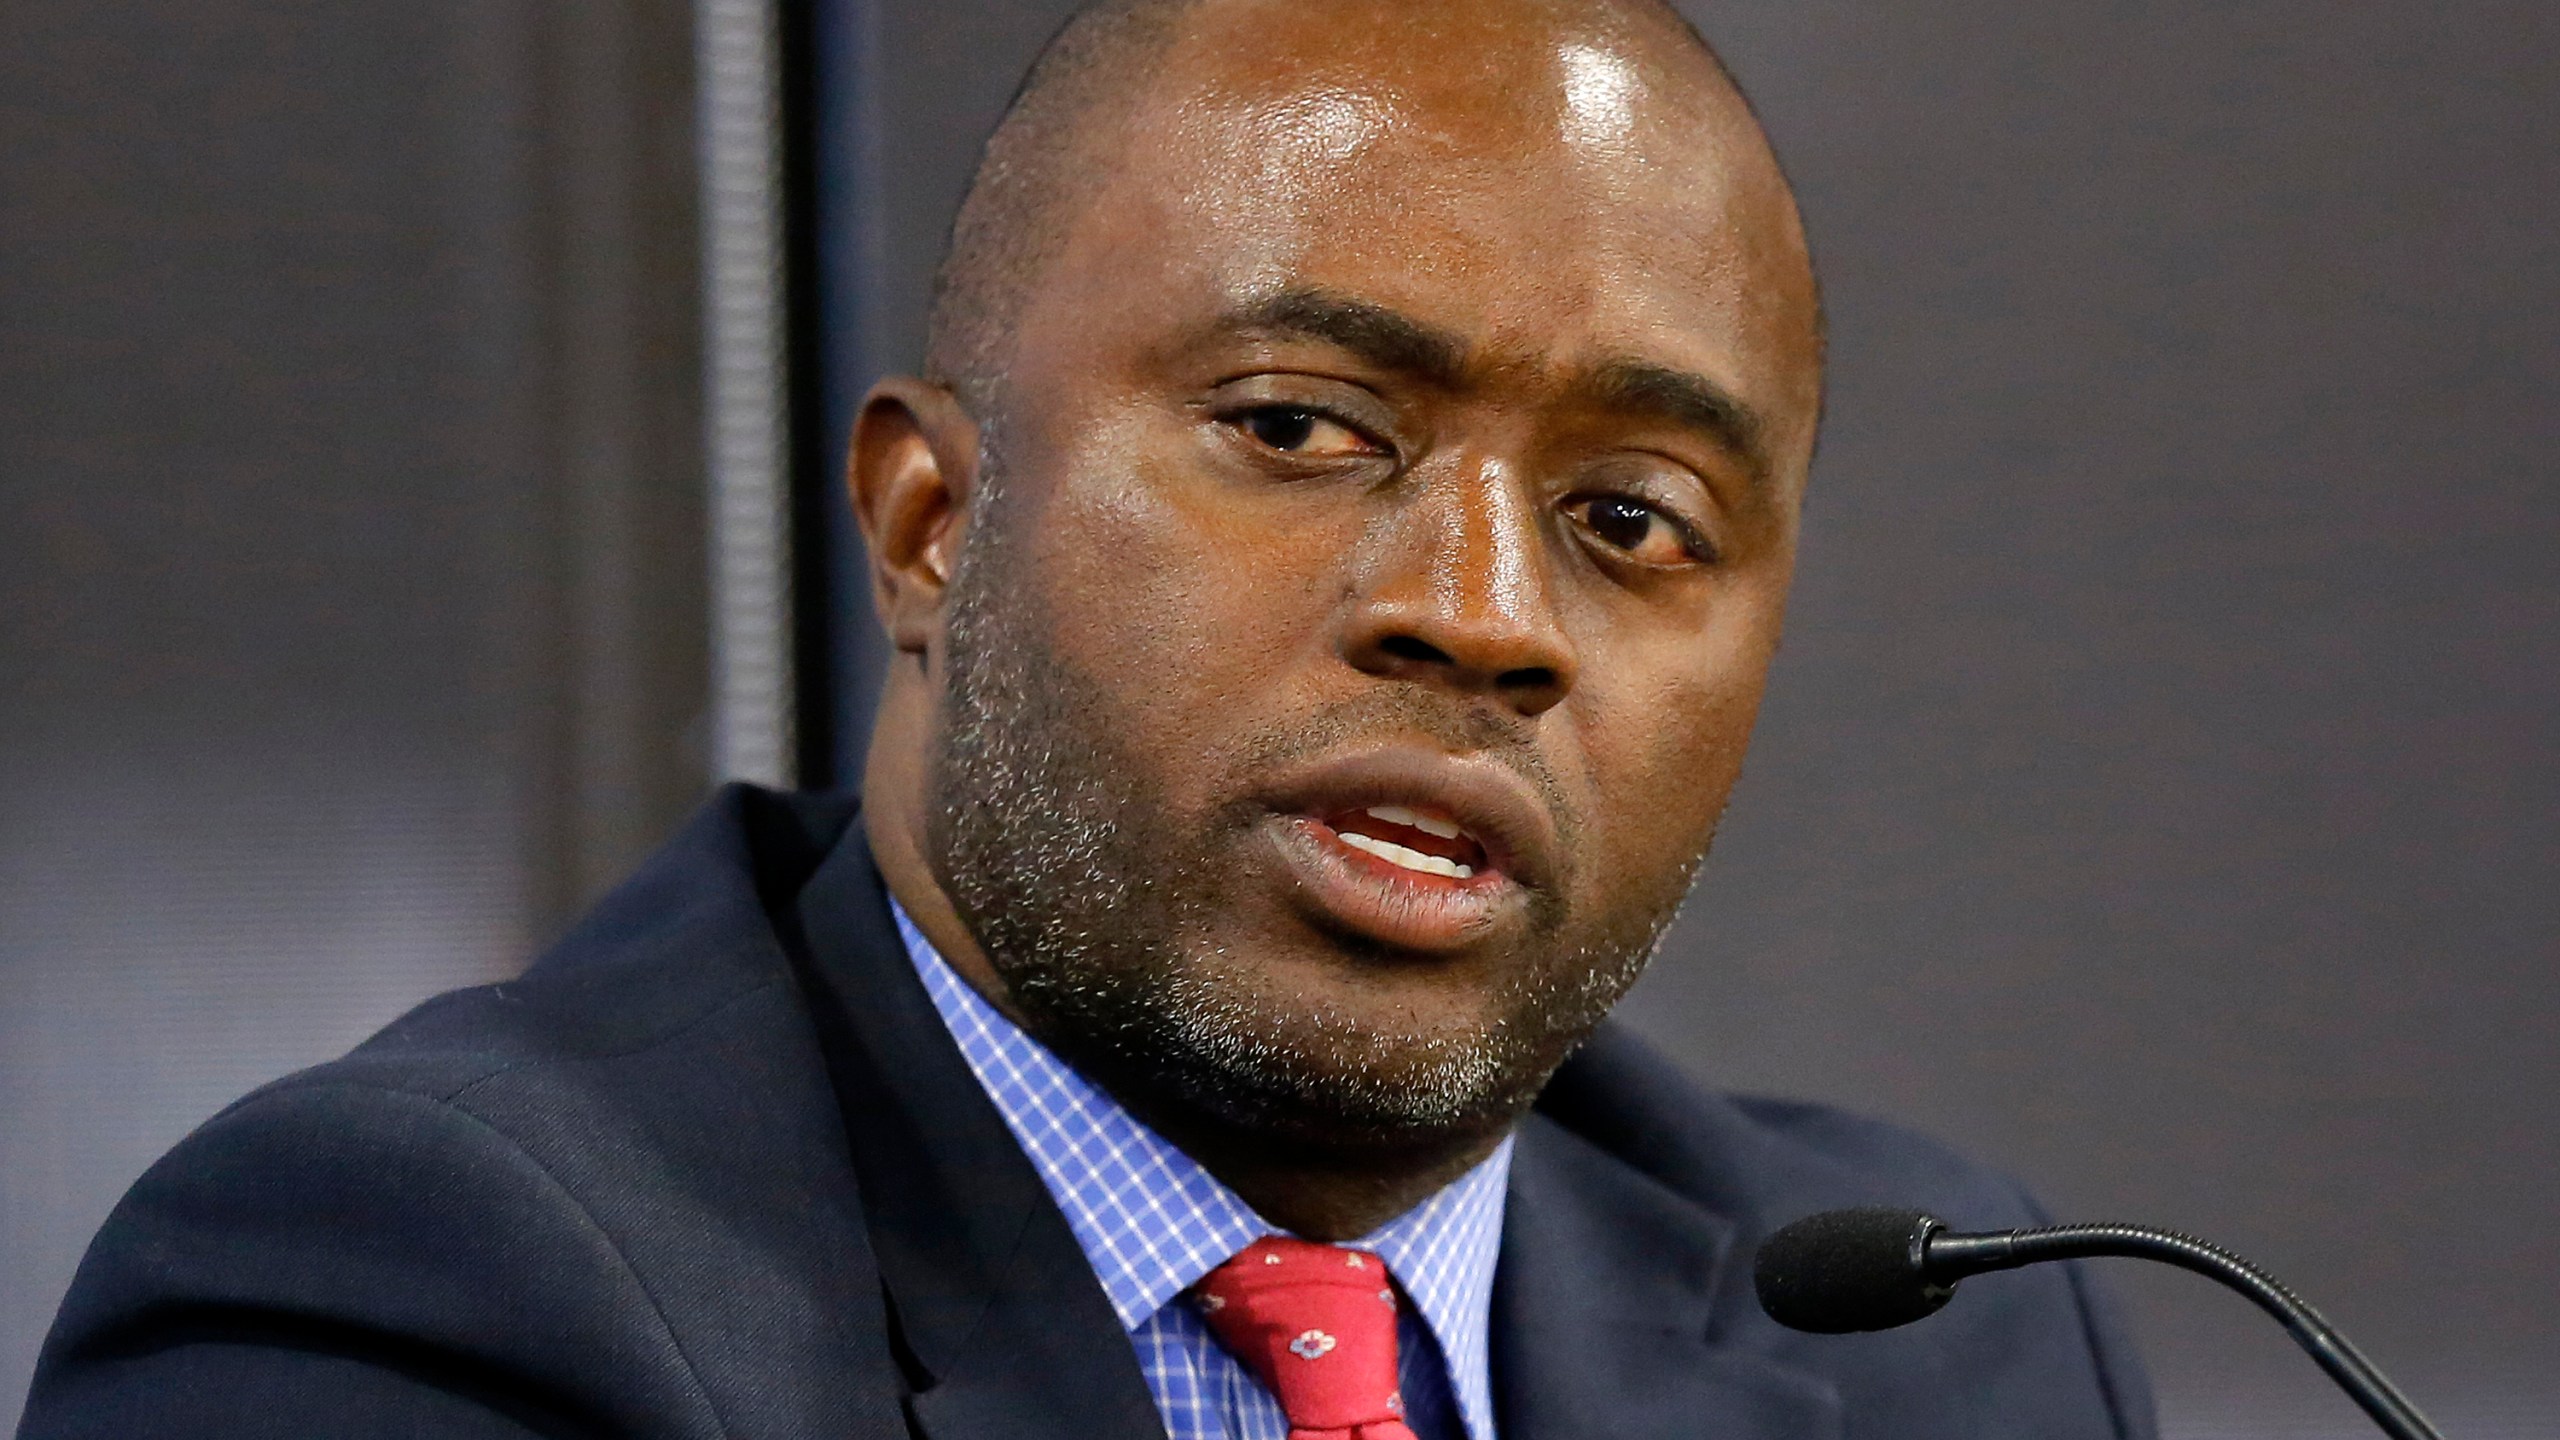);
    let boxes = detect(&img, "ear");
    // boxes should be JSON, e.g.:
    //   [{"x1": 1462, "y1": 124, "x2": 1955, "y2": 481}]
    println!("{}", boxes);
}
[{"x1": 847, "y1": 377, "x2": 981, "y2": 655}]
